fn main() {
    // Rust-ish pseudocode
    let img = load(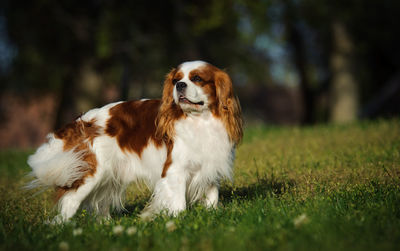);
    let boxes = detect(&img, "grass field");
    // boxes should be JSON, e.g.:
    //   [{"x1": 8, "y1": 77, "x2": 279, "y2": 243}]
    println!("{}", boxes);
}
[{"x1": 1, "y1": 119, "x2": 399, "y2": 251}]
